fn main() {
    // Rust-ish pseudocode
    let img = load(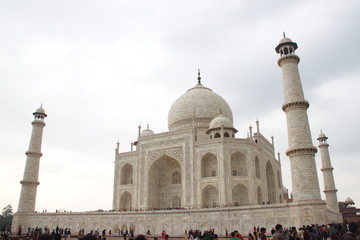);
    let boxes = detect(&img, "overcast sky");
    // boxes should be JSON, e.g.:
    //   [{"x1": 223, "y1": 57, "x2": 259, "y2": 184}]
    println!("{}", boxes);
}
[{"x1": 1, "y1": 0, "x2": 359, "y2": 213}]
